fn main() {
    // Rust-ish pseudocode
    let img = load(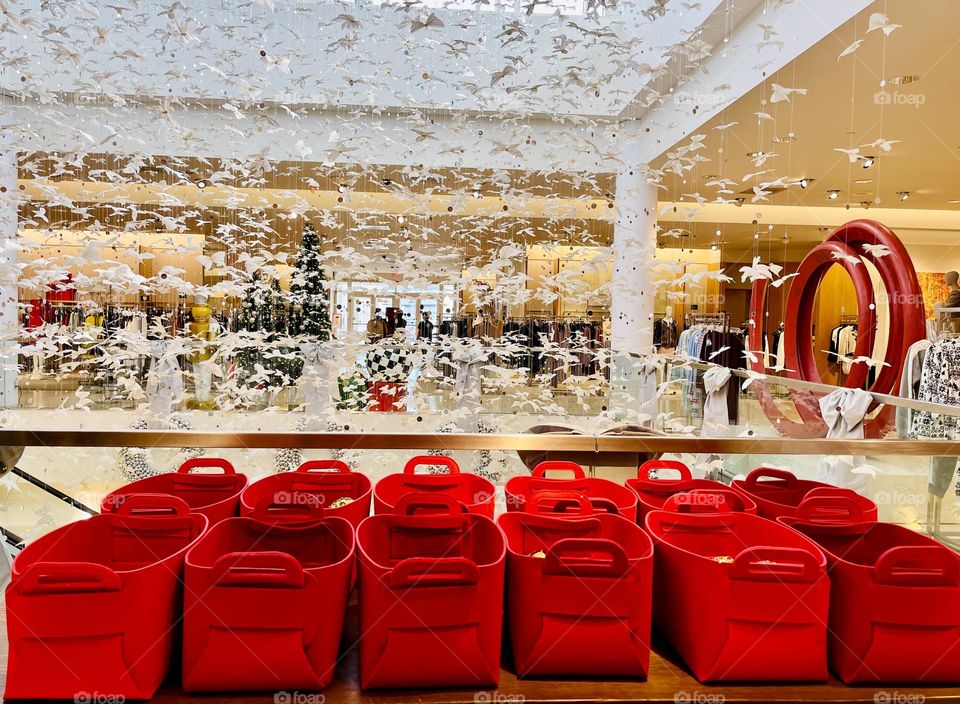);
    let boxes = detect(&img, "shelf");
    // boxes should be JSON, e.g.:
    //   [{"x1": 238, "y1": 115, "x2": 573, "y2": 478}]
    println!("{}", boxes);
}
[{"x1": 3, "y1": 603, "x2": 960, "y2": 704}]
